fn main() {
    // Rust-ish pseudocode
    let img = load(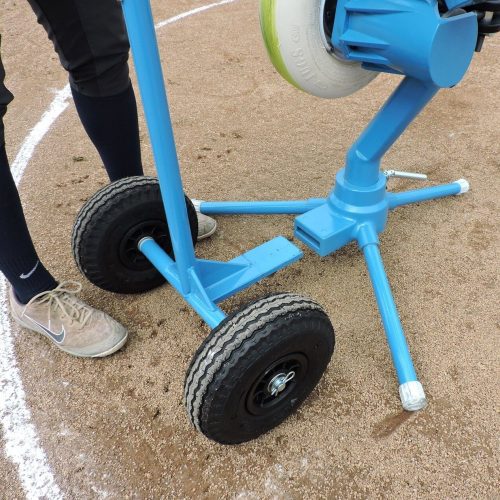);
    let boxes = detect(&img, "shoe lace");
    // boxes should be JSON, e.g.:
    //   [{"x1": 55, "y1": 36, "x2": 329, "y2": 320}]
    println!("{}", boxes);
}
[{"x1": 22, "y1": 281, "x2": 93, "y2": 328}]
